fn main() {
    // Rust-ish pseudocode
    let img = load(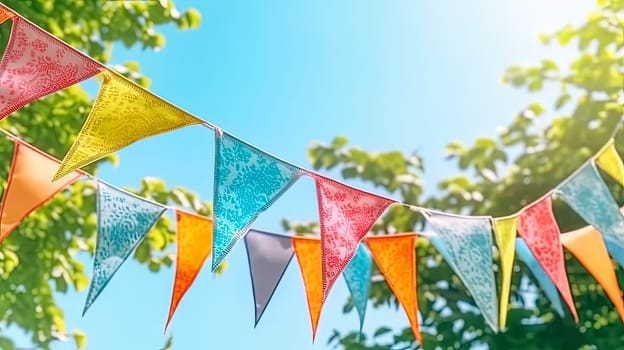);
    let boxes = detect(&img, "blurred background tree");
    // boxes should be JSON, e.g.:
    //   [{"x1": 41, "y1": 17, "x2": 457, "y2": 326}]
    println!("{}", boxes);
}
[
  {"x1": 304, "y1": 0, "x2": 623, "y2": 349},
  {"x1": 0, "y1": 1, "x2": 207, "y2": 349}
]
